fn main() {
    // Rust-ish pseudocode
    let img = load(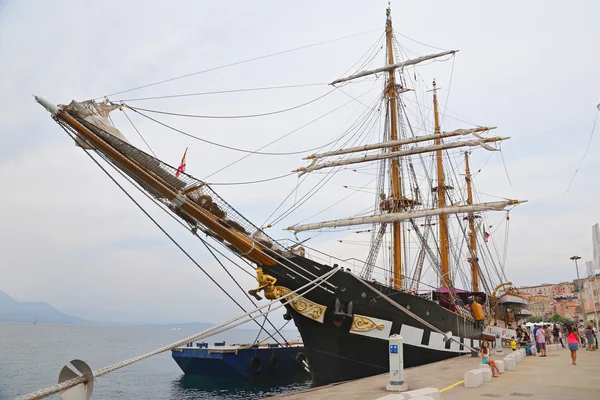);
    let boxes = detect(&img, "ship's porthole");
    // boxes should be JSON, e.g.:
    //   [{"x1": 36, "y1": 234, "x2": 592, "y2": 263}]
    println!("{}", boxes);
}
[
  {"x1": 426, "y1": 310, "x2": 430, "y2": 316},
  {"x1": 406, "y1": 305, "x2": 411, "y2": 310},
  {"x1": 340, "y1": 285, "x2": 346, "y2": 292},
  {"x1": 361, "y1": 292, "x2": 367, "y2": 298}
]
